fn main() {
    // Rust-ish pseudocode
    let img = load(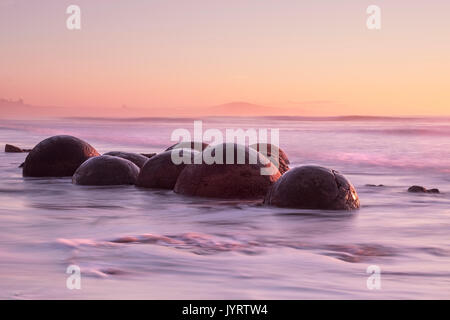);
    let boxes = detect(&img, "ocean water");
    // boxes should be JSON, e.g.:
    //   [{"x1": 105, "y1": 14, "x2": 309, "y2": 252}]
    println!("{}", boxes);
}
[{"x1": 0, "y1": 117, "x2": 449, "y2": 299}]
